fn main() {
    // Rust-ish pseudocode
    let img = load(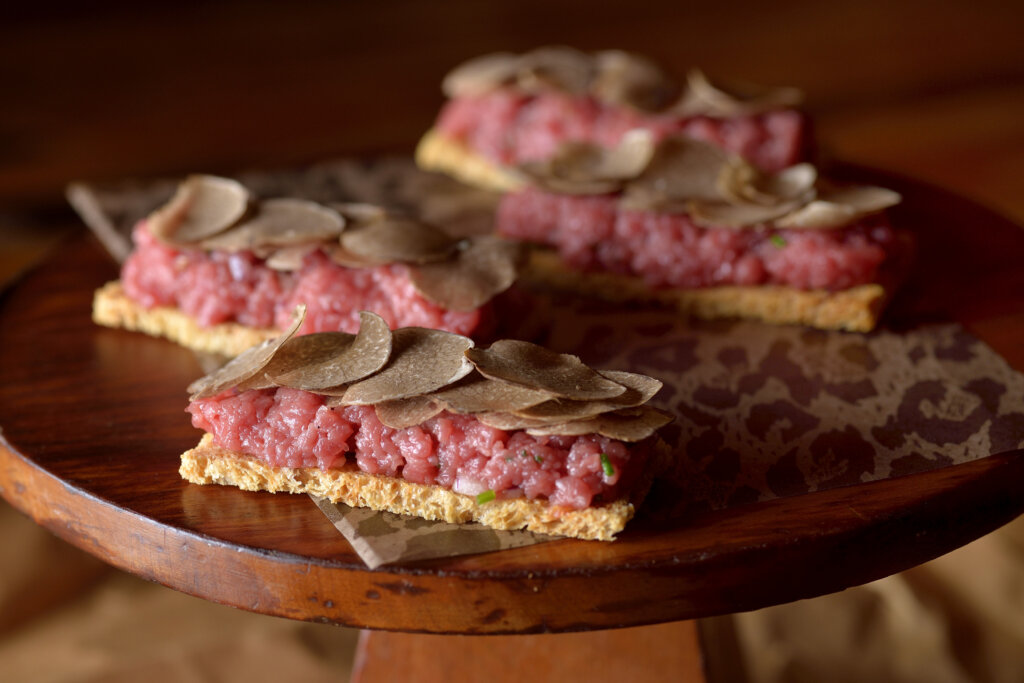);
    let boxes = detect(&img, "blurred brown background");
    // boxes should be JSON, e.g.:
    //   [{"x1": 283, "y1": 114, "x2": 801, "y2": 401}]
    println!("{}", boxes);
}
[
  {"x1": 1, "y1": 1, "x2": 1023, "y2": 681},
  {"x1": 1, "y1": 1, "x2": 1022, "y2": 209}
]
